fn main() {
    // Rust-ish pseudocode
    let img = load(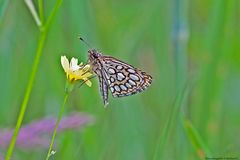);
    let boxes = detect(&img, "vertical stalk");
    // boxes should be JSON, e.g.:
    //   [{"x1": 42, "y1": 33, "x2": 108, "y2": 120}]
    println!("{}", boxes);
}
[
  {"x1": 5, "y1": 30, "x2": 47, "y2": 160},
  {"x1": 46, "y1": 93, "x2": 69, "y2": 160},
  {"x1": 5, "y1": 0, "x2": 63, "y2": 159},
  {"x1": 173, "y1": 0, "x2": 189, "y2": 159},
  {"x1": 38, "y1": 0, "x2": 44, "y2": 23},
  {"x1": 173, "y1": 0, "x2": 188, "y2": 92},
  {"x1": 153, "y1": 86, "x2": 189, "y2": 160},
  {"x1": 153, "y1": 0, "x2": 189, "y2": 159}
]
